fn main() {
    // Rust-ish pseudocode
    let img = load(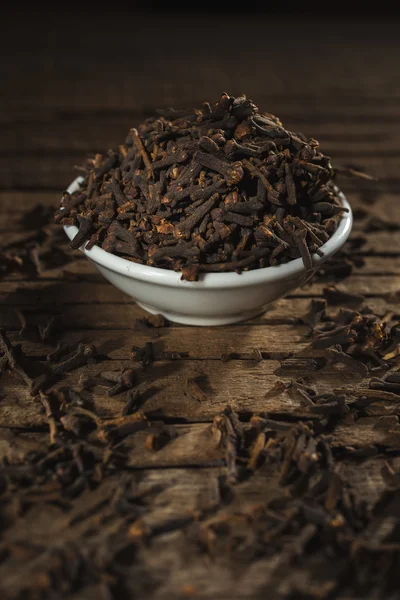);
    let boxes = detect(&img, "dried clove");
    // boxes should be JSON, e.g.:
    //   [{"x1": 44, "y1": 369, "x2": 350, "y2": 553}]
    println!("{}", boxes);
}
[
  {"x1": 55, "y1": 94, "x2": 354, "y2": 280},
  {"x1": 49, "y1": 344, "x2": 97, "y2": 375}
]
